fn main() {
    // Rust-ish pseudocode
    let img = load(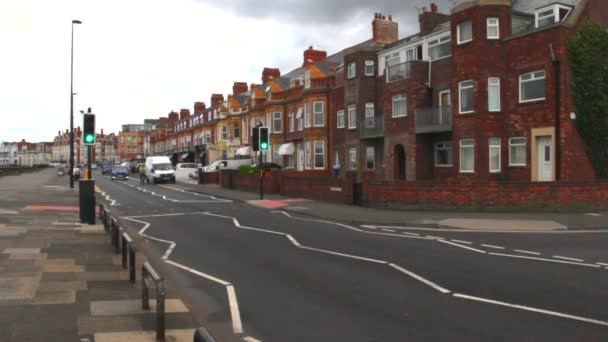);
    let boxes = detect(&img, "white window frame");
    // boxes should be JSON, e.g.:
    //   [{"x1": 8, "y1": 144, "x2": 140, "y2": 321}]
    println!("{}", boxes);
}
[
  {"x1": 304, "y1": 102, "x2": 311, "y2": 128},
  {"x1": 232, "y1": 122, "x2": 239, "y2": 139},
  {"x1": 347, "y1": 62, "x2": 356, "y2": 79},
  {"x1": 427, "y1": 35, "x2": 451, "y2": 60},
  {"x1": 313, "y1": 140, "x2": 325, "y2": 169},
  {"x1": 509, "y1": 137, "x2": 527, "y2": 166},
  {"x1": 365, "y1": 146, "x2": 375, "y2": 170},
  {"x1": 273, "y1": 112, "x2": 282, "y2": 133},
  {"x1": 489, "y1": 138, "x2": 501, "y2": 173},
  {"x1": 459, "y1": 80, "x2": 474, "y2": 114},
  {"x1": 348, "y1": 105, "x2": 357, "y2": 129},
  {"x1": 296, "y1": 107, "x2": 303, "y2": 131},
  {"x1": 364, "y1": 60, "x2": 374, "y2": 76},
  {"x1": 221, "y1": 125, "x2": 227, "y2": 141},
  {"x1": 337, "y1": 110, "x2": 345, "y2": 129},
  {"x1": 434, "y1": 141, "x2": 453, "y2": 167},
  {"x1": 348, "y1": 147, "x2": 357, "y2": 170},
  {"x1": 488, "y1": 77, "x2": 501, "y2": 112},
  {"x1": 304, "y1": 69, "x2": 311, "y2": 89},
  {"x1": 304, "y1": 141, "x2": 311, "y2": 170},
  {"x1": 519, "y1": 70, "x2": 546, "y2": 103},
  {"x1": 392, "y1": 94, "x2": 407, "y2": 117},
  {"x1": 457, "y1": 21, "x2": 473, "y2": 45},
  {"x1": 487, "y1": 18, "x2": 499, "y2": 39},
  {"x1": 405, "y1": 47, "x2": 417, "y2": 62},
  {"x1": 288, "y1": 110, "x2": 294, "y2": 132},
  {"x1": 535, "y1": 5, "x2": 572, "y2": 28},
  {"x1": 313, "y1": 101, "x2": 324, "y2": 127},
  {"x1": 459, "y1": 139, "x2": 475, "y2": 173}
]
